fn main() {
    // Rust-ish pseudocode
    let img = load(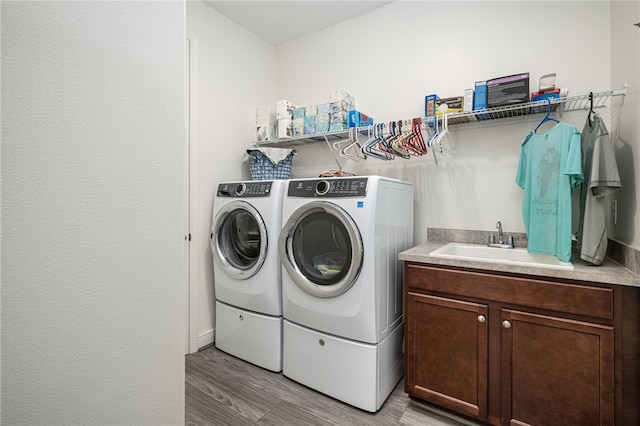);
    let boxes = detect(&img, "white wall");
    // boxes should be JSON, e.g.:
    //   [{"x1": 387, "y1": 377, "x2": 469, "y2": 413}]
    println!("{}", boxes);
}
[
  {"x1": 1, "y1": 2, "x2": 186, "y2": 424},
  {"x1": 186, "y1": 1, "x2": 277, "y2": 349},
  {"x1": 276, "y1": 1, "x2": 613, "y2": 244},
  {"x1": 610, "y1": 0, "x2": 640, "y2": 249}
]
